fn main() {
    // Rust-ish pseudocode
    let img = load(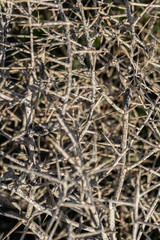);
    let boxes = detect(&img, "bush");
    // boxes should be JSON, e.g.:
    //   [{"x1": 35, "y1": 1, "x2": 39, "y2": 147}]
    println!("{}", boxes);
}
[{"x1": 0, "y1": 0, "x2": 159, "y2": 239}]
